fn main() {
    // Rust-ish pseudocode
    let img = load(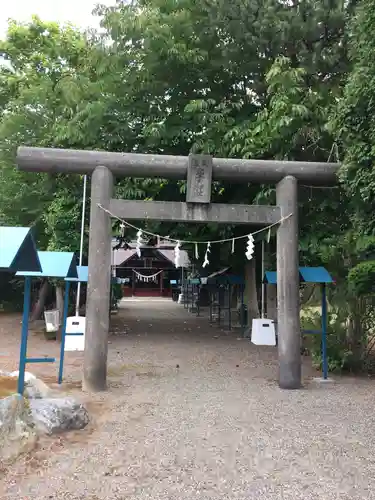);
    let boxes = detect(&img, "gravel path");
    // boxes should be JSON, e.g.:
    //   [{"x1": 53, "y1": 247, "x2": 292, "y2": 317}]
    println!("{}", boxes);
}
[{"x1": 2, "y1": 298, "x2": 375, "y2": 499}]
